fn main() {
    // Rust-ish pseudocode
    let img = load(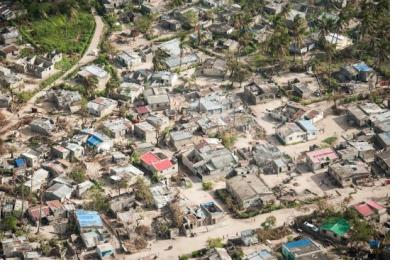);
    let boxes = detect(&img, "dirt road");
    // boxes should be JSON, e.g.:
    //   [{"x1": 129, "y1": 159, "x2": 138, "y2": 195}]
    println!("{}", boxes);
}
[
  {"x1": 123, "y1": 184, "x2": 388, "y2": 260},
  {"x1": 0, "y1": 11, "x2": 105, "y2": 136}
]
